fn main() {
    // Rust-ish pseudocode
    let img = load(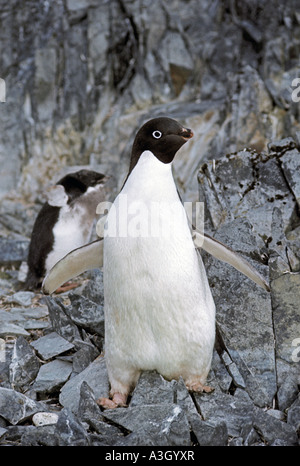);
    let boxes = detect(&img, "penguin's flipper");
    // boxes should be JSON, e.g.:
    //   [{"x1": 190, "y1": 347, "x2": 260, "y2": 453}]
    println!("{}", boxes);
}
[
  {"x1": 42, "y1": 239, "x2": 103, "y2": 295},
  {"x1": 193, "y1": 229, "x2": 270, "y2": 292}
]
